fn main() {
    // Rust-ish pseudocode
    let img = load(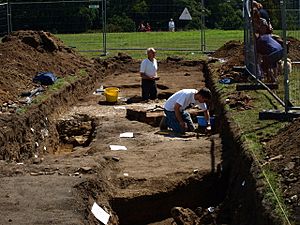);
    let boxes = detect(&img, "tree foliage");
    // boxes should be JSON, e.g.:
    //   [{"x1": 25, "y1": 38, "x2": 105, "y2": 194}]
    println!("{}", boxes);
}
[{"x1": 0, "y1": 0, "x2": 285, "y2": 33}]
